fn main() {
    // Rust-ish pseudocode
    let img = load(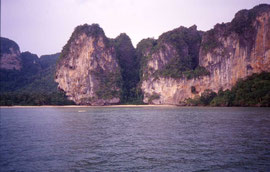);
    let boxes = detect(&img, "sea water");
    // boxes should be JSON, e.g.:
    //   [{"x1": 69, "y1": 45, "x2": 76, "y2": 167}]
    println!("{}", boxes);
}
[{"x1": 0, "y1": 107, "x2": 269, "y2": 171}]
